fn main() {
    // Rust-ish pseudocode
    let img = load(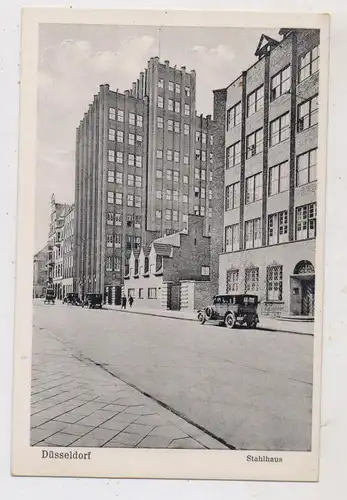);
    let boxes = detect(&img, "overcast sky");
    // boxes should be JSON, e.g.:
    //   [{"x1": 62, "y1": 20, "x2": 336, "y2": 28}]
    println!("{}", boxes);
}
[{"x1": 35, "y1": 24, "x2": 280, "y2": 253}]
